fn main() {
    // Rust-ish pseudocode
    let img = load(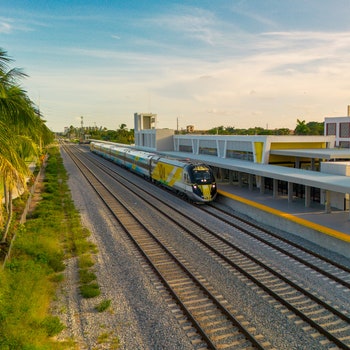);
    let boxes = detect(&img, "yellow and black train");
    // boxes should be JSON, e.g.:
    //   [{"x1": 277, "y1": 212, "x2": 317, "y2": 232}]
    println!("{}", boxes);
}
[{"x1": 90, "y1": 142, "x2": 217, "y2": 203}]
